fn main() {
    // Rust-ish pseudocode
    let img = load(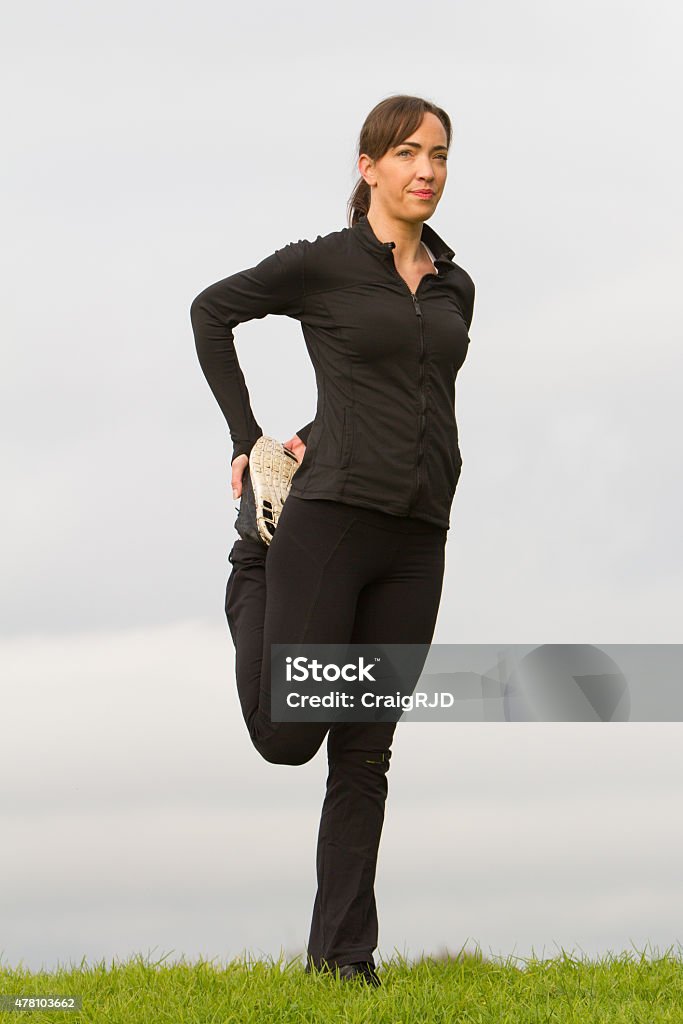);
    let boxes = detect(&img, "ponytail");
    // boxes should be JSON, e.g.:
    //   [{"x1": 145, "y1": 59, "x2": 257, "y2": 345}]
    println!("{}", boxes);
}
[{"x1": 347, "y1": 178, "x2": 371, "y2": 227}]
